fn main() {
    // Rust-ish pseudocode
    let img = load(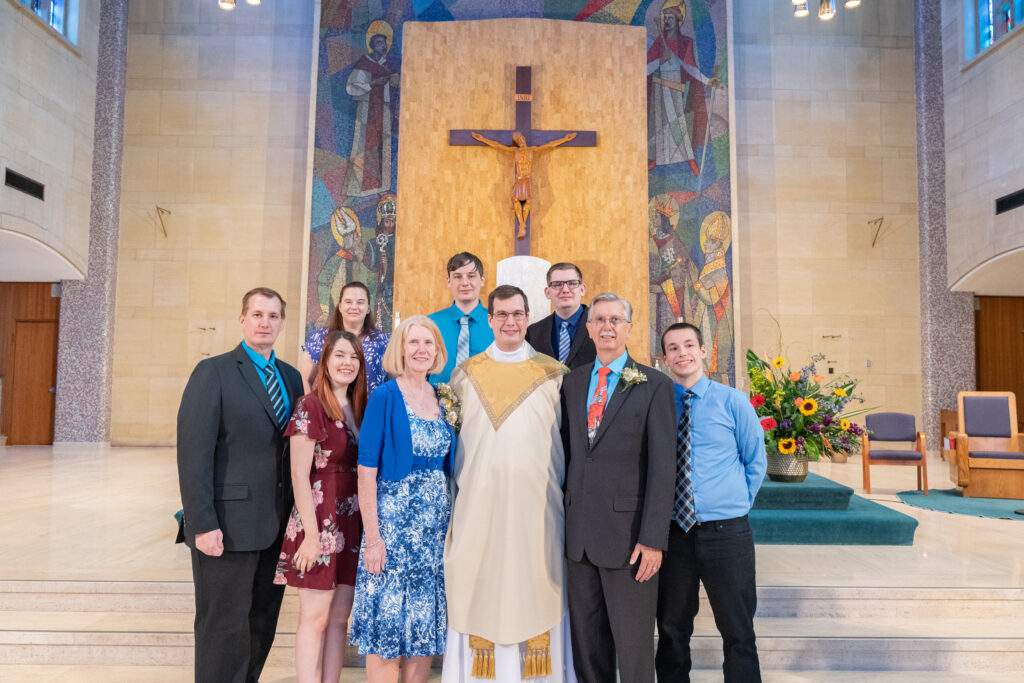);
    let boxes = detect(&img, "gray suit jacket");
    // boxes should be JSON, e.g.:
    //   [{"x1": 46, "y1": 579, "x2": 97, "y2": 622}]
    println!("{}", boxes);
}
[
  {"x1": 176, "y1": 344, "x2": 303, "y2": 552},
  {"x1": 560, "y1": 356, "x2": 676, "y2": 568}
]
